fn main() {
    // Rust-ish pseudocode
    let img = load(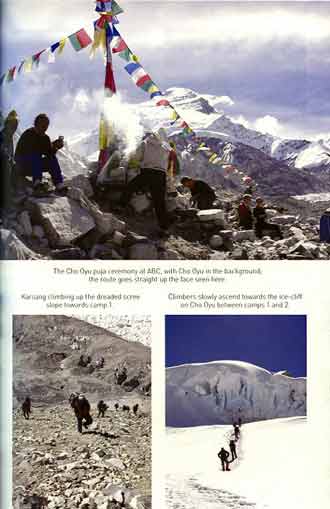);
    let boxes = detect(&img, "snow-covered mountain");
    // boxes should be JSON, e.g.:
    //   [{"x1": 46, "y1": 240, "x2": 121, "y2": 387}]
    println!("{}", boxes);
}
[
  {"x1": 66, "y1": 87, "x2": 330, "y2": 179},
  {"x1": 166, "y1": 361, "x2": 306, "y2": 427},
  {"x1": 166, "y1": 418, "x2": 319, "y2": 509}
]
